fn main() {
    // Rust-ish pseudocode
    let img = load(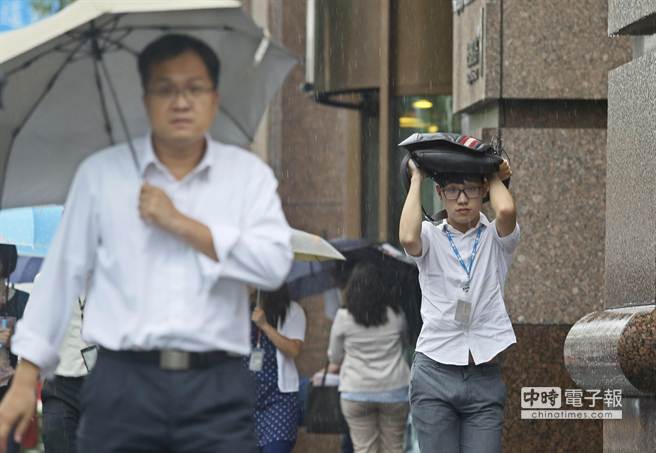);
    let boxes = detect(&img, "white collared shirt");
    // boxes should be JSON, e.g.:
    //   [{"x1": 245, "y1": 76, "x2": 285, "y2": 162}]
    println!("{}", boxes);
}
[
  {"x1": 275, "y1": 301, "x2": 306, "y2": 393},
  {"x1": 409, "y1": 213, "x2": 520, "y2": 365},
  {"x1": 12, "y1": 135, "x2": 293, "y2": 376}
]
